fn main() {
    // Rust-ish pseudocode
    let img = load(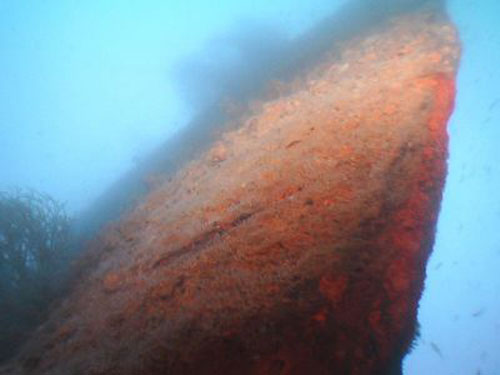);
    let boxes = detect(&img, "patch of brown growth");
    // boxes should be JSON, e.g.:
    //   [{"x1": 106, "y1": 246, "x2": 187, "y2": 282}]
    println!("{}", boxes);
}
[{"x1": 1, "y1": 5, "x2": 460, "y2": 375}]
